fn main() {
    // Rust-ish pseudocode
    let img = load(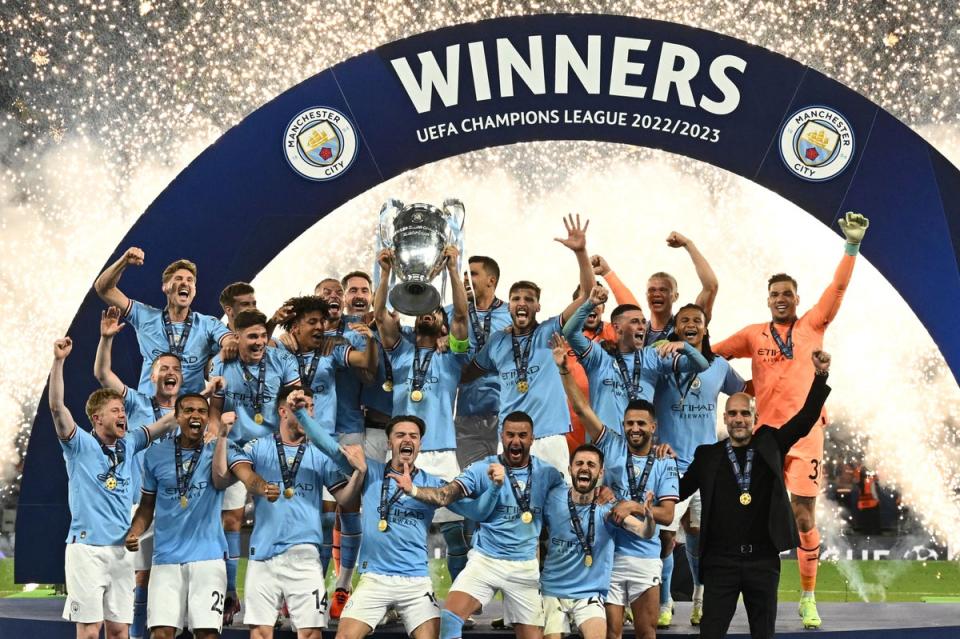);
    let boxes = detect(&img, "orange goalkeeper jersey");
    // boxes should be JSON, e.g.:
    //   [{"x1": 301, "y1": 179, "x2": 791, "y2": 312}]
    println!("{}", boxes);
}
[{"x1": 712, "y1": 253, "x2": 855, "y2": 453}]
